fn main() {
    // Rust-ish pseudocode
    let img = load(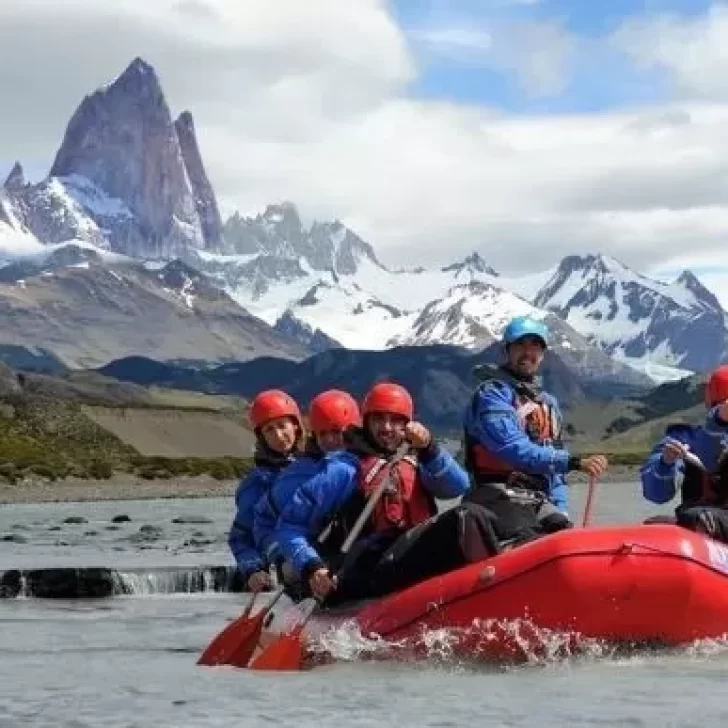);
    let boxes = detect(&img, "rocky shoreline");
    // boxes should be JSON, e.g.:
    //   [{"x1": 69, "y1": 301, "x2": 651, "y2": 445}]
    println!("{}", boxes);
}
[
  {"x1": 0, "y1": 474, "x2": 240, "y2": 504},
  {"x1": 0, "y1": 465, "x2": 641, "y2": 504}
]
